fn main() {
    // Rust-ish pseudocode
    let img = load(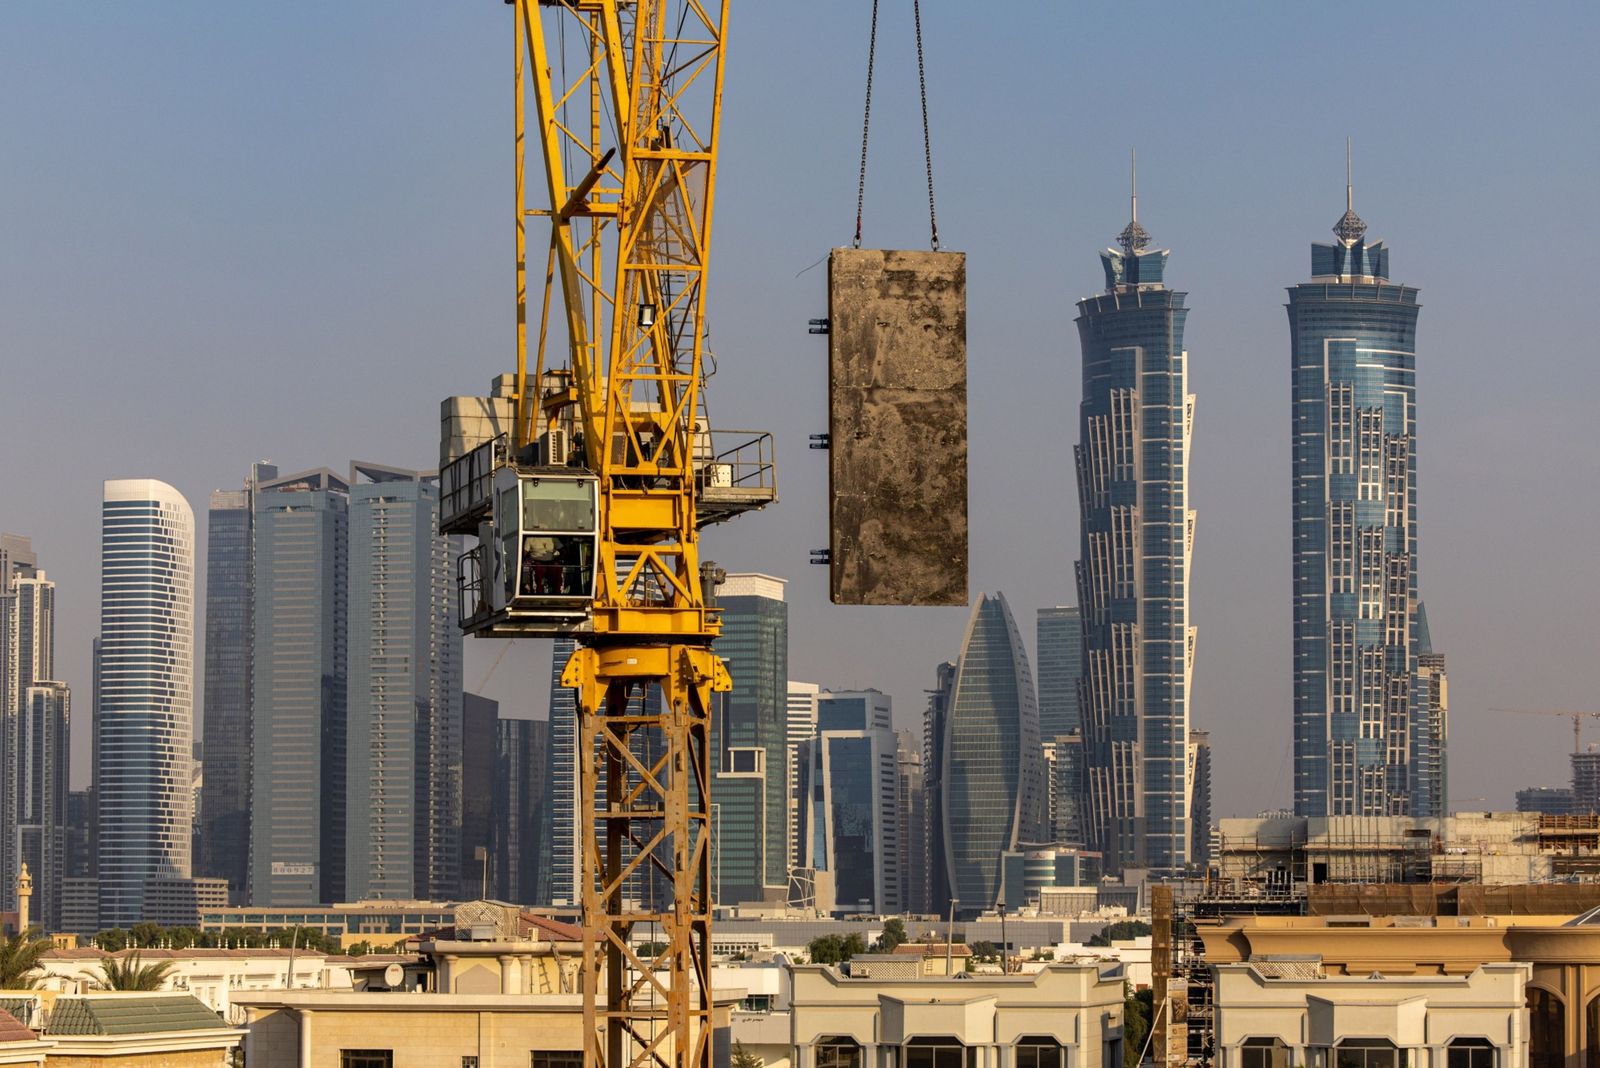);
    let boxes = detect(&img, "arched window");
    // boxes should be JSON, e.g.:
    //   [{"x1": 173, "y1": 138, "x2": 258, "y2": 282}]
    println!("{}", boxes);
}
[
  {"x1": 1335, "y1": 1039, "x2": 1405, "y2": 1068},
  {"x1": 1446, "y1": 1038, "x2": 1494, "y2": 1068},
  {"x1": 1528, "y1": 989, "x2": 1565, "y2": 1068},
  {"x1": 1015, "y1": 1037, "x2": 1067, "y2": 1068},
  {"x1": 817, "y1": 1038, "x2": 862, "y2": 1068},
  {"x1": 1241, "y1": 1038, "x2": 1291, "y2": 1068}
]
